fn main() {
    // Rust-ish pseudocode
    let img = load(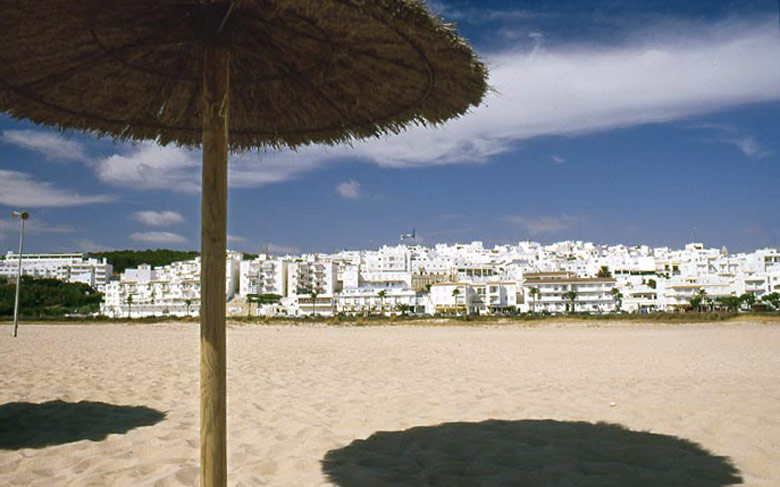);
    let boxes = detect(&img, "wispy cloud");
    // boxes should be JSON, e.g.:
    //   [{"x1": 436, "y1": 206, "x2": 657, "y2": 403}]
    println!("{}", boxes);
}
[
  {"x1": 427, "y1": 2, "x2": 537, "y2": 23},
  {"x1": 0, "y1": 219, "x2": 74, "y2": 240},
  {"x1": 689, "y1": 123, "x2": 772, "y2": 160},
  {"x1": 222, "y1": 18, "x2": 780, "y2": 174},
  {"x1": 96, "y1": 143, "x2": 200, "y2": 193},
  {"x1": 504, "y1": 215, "x2": 578, "y2": 235},
  {"x1": 1, "y1": 130, "x2": 88, "y2": 162},
  {"x1": 0, "y1": 170, "x2": 114, "y2": 207},
  {"x1": 551, "y1": 155, "x2": 566, "y2": 165},
  {"x1": 73, "y1": 238, "x2": 113, "y2": 252},
  {"x1": 336, "y1": 180, "x2": 362, "y2": 199},
  {"x1": 264, "y1": 242, "x2": 300, "y2": 255},
  {"x1": 133, "y1": 210, "x2": 184, "y2": 227},
  {"x1": 724, "y1": 135, "x2": 772, "y2": 160},
  {"x1": 41, "y1": 18, "x2": 780, "y2": 192},
  {"x1": 129, "y1": 231, "x2": 187, "y2": 244}
]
